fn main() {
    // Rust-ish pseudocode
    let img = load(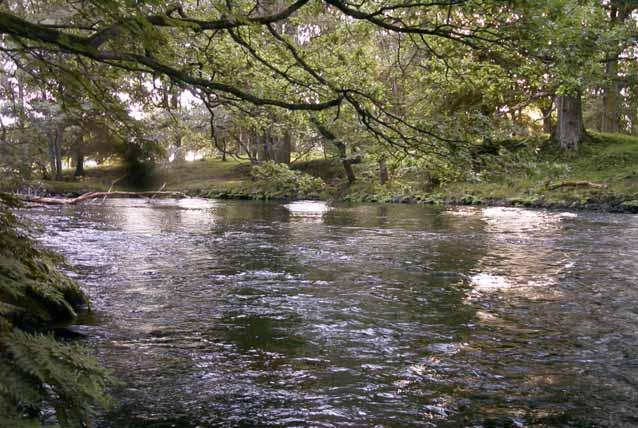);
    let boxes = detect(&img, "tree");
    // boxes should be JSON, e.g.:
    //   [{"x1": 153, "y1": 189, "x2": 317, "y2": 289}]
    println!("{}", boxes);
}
[
  {"x1": 0, "y1": 0, "x2": 516, "y2": 170},
  {"x1": 600, "y1": 0, "x2": 638, "y2": 133}
]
